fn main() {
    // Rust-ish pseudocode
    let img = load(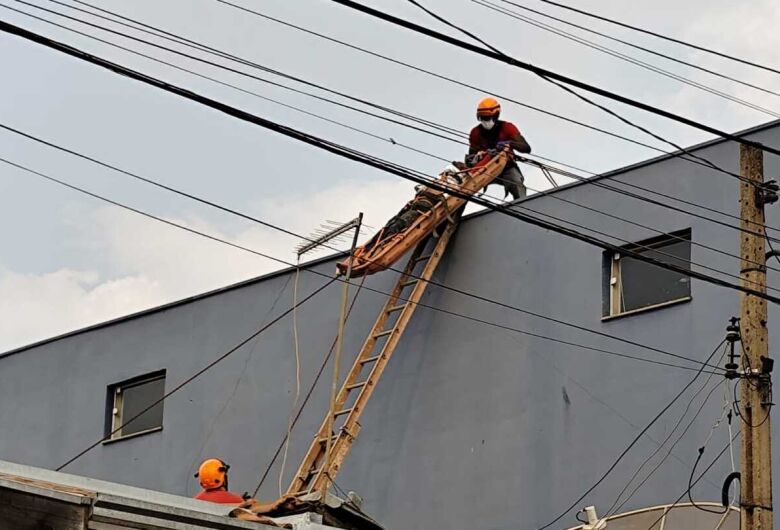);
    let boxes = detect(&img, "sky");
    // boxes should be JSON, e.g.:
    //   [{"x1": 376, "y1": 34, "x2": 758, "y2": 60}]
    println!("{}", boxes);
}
[{"x1": 1, "y1": 0, "x2": 779, "y2": 352}]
